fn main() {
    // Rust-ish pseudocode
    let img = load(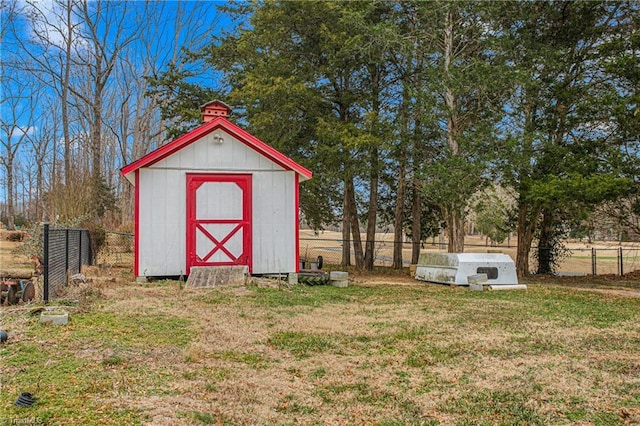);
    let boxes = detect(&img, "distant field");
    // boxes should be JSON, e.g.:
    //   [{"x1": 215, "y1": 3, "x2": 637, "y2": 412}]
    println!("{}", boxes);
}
[
  {"x1": 299, "y1": 230, "x2": 640, "y2": 276},
  {"x1": 2, "y1": 229, "x2": 638, "y2": 276}
]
